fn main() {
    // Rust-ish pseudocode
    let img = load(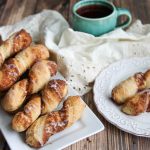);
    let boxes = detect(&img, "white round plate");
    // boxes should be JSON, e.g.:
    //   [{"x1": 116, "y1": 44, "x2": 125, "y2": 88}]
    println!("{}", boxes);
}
[{"x1": 93, "y1": 57, "x2": 150, "y2": 137}]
